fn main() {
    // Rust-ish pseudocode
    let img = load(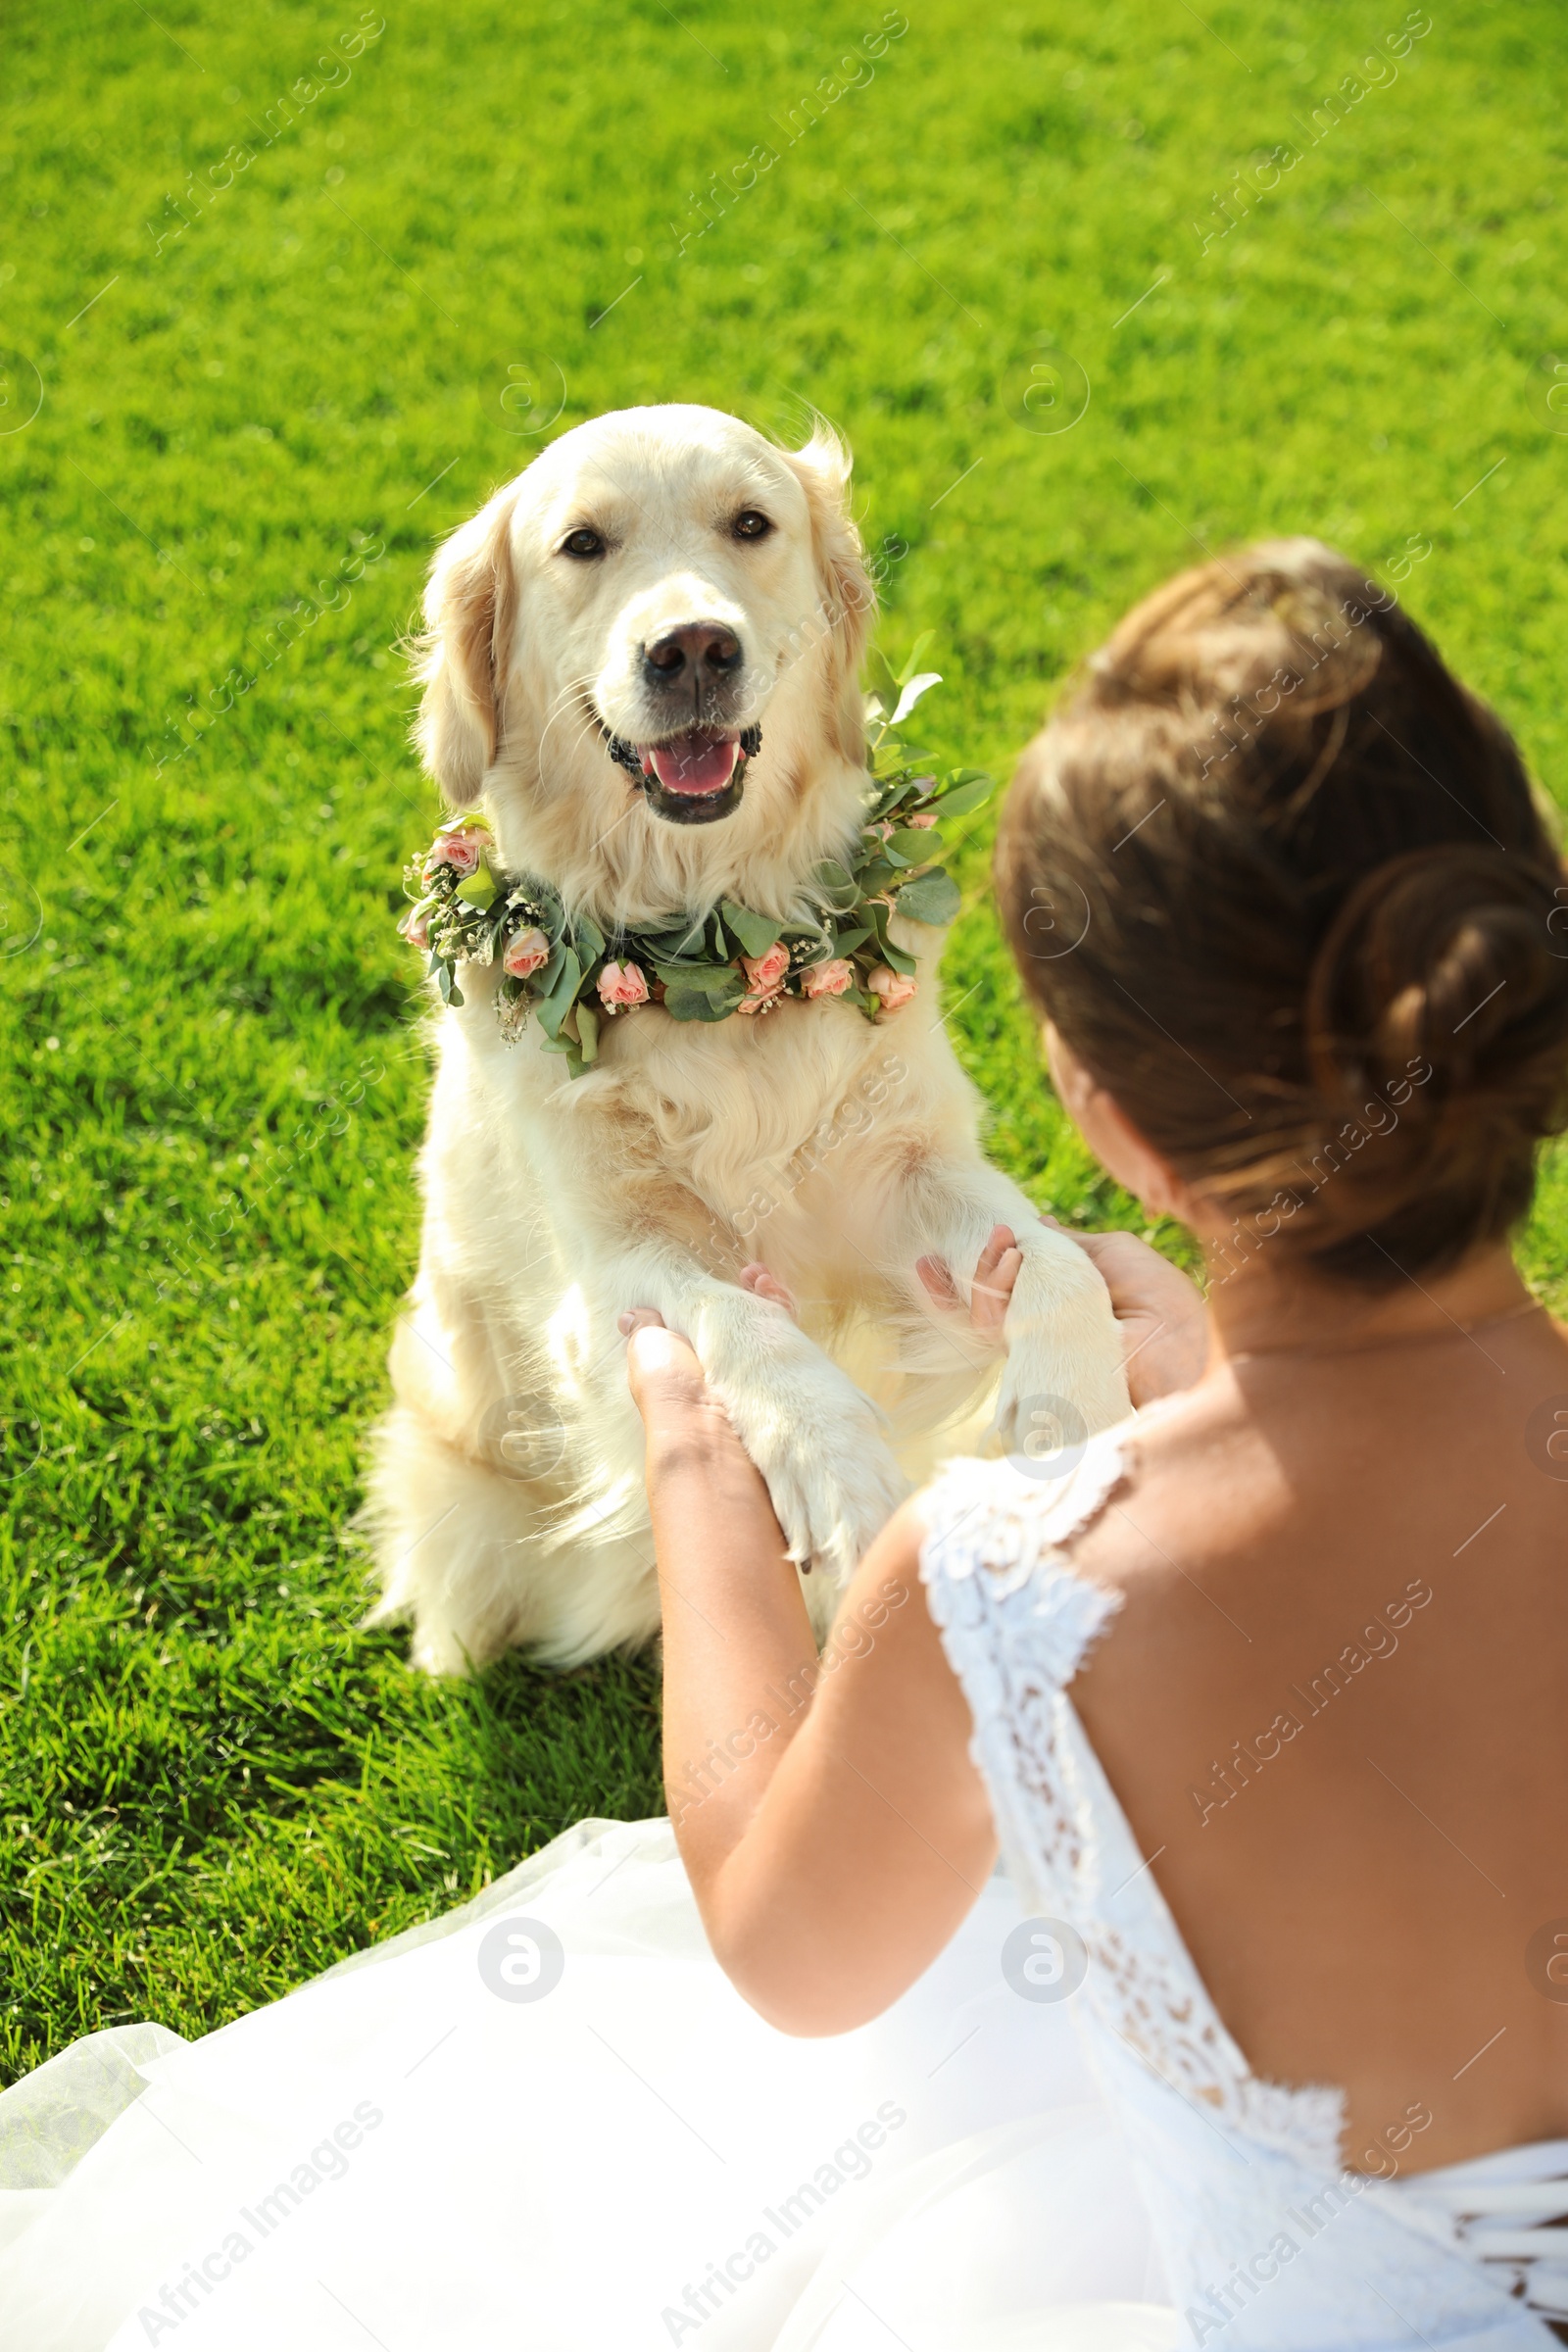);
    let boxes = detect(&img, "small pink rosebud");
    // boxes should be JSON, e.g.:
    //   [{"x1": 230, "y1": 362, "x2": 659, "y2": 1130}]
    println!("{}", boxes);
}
[
  {"x1": 742, "y1": 942, "x2": 791, "y2": 994},
  {"x1": 867, "y1": 964, "x2": 918, "y2": 1015},
  {"x1": 428, "y1": 823, "x2": 491, "y2": 878},
  {"x1": 736, "y1": 939, "x2": 791, "y2": 1014},
  {"x1": 598, "y1": 959, "x2": 650, "y2": 1010},
  {"x1": 906, "y1": 809, "x2": 938, "y2": 829},
  {"x1": 870, "y1": 818, "x2": 895, "y2": 840},
  {"x1": 802, "y1": 957, "x2": 855, "y2": 1000},
  {"x1": 503, "y1": 925, "x2": 550, "y2": 979},
  {"x1": 399, "y1": 907, "x2": 430, "y2": 951}
]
